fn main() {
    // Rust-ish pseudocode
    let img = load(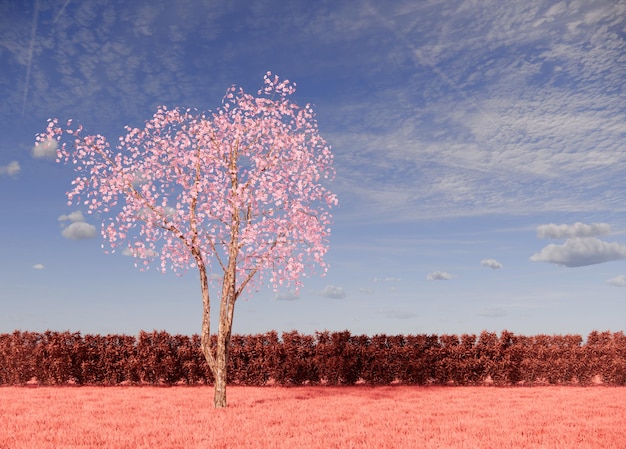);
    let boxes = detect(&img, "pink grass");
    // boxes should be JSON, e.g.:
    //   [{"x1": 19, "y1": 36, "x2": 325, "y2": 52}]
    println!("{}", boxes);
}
[{"x1": 1, "y1": 386, "x2": 624, "y2": 448}]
